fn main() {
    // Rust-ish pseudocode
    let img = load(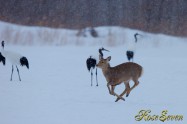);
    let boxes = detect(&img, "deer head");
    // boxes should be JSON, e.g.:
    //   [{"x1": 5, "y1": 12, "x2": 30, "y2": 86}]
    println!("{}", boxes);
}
[{"x1": 96, "y1": 56, "x2": 111, "y2": 69}]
